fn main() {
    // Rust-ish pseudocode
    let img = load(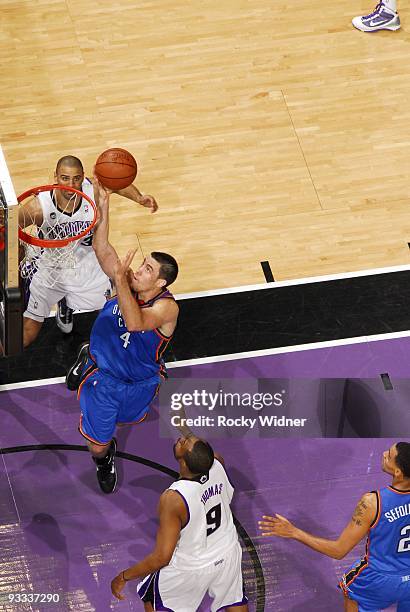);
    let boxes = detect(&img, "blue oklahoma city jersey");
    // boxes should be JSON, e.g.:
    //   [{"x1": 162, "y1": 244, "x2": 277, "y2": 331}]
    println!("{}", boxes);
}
[
  {"x1": 368, "y1": 486, "x2": 410, "y2": 573},
  {"x1": 90, "y1": 289, "x2": 174, "y2": 382}
]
